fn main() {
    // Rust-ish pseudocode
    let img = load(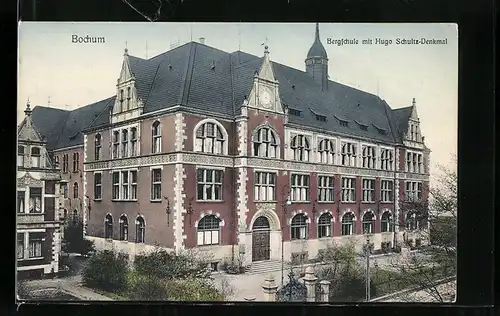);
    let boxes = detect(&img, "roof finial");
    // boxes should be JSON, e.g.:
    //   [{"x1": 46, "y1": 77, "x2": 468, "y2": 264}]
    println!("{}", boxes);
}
[
  {"x1": 261, "y1": 37, "x2": 269, "y2": 55},
  {"x1": 412, "y1": 98, "x2": 416, "y2": 106},
  {"x1": 24, "y1": 99, "x2": 32, "y2": 116},
  {"x1": 124, "y1": 41, "x2": 128, "y2": 55},
  {"x1": 315, "y1": 22, "x2": 320, "y2": 41}
]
